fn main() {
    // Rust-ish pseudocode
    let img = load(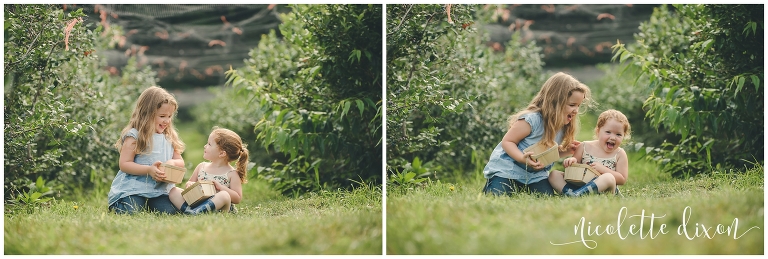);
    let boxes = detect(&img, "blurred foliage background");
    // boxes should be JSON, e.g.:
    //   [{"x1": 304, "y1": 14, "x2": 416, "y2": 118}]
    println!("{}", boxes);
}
[{"x1": 386, "y1": 4, "x2": 763, "y2": 185}]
